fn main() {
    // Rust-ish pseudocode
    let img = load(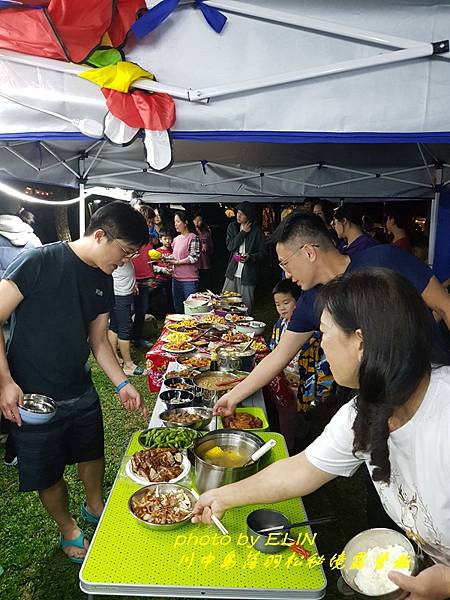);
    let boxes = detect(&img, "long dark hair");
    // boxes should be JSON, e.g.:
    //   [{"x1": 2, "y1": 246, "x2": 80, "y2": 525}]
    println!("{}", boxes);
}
[
  {"x1": 317, "y1": 268, "x2": 447, "y2": 484},
  {"x1": 313, "y1": 199, "x2": 335, "y2": 226}
]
